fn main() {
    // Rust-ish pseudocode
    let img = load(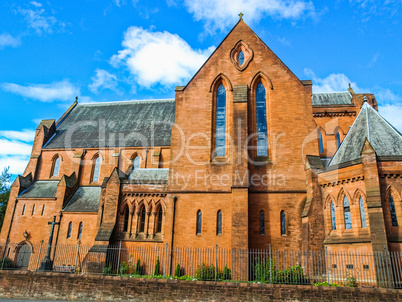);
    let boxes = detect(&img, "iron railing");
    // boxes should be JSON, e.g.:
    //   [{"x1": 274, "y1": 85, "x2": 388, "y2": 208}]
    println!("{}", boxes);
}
[{"x1": 1, "y1": 242, "x2": 401, "y2": 289}]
